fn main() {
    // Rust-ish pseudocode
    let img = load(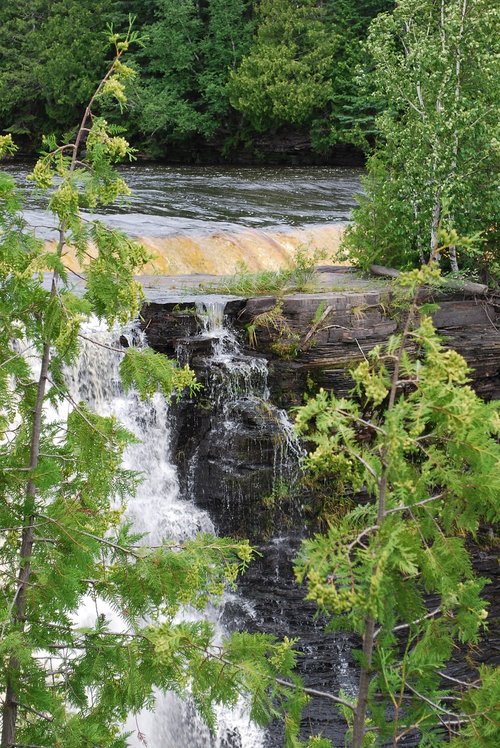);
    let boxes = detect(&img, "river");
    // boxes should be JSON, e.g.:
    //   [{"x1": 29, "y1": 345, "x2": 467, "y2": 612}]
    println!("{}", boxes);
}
[
  {"x1": 4, "y1": 162, "x2": 362, "y2": 236},
  {"x1": 4, "y1": 163, "x2": 362, "y2": 274}
]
